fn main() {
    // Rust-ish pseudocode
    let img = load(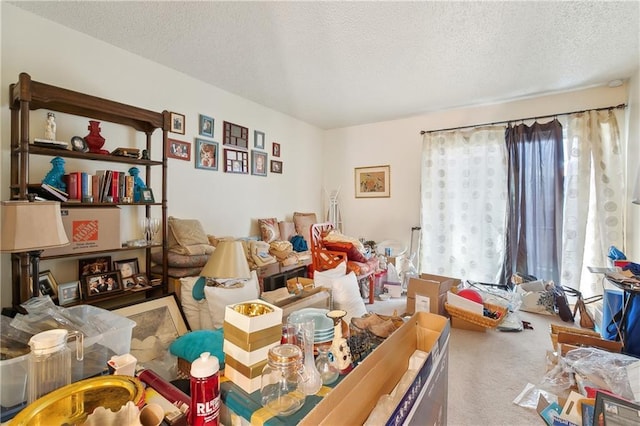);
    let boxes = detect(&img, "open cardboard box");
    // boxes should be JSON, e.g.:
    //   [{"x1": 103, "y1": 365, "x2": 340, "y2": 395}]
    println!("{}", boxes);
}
[
  {"x1": 300, "y1": 311, "x2": 449, "y2": 425},
  {"x1": 406, "y1": 274, "x2": 461, "y2": 316}
]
